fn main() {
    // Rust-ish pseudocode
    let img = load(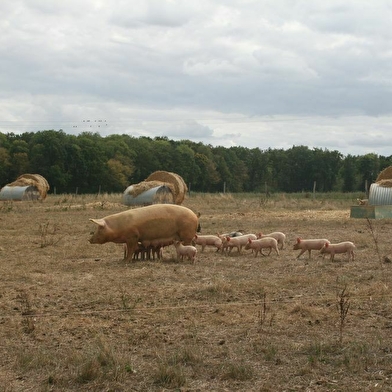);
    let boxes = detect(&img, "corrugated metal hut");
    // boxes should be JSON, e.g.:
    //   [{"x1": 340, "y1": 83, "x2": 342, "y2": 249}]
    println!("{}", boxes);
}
[
  {"x1": 0, "y1": 185, "x2": 41, "y2": 201},
  {"x1": 123, "y1": 185, "x2": 174, "y2": 206},
  {"x1": 351, "y1": 166, "x2": 392, "y2": 218},
  {"x1": 122, "y1": 171, "x2": 187, "y2": 206},
  {"x1": 3, "y1": 173, "x2": 50, "y2": 200},
  {"x1": 368, "y1": 183, "x2": 392, "y2": 205}
]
